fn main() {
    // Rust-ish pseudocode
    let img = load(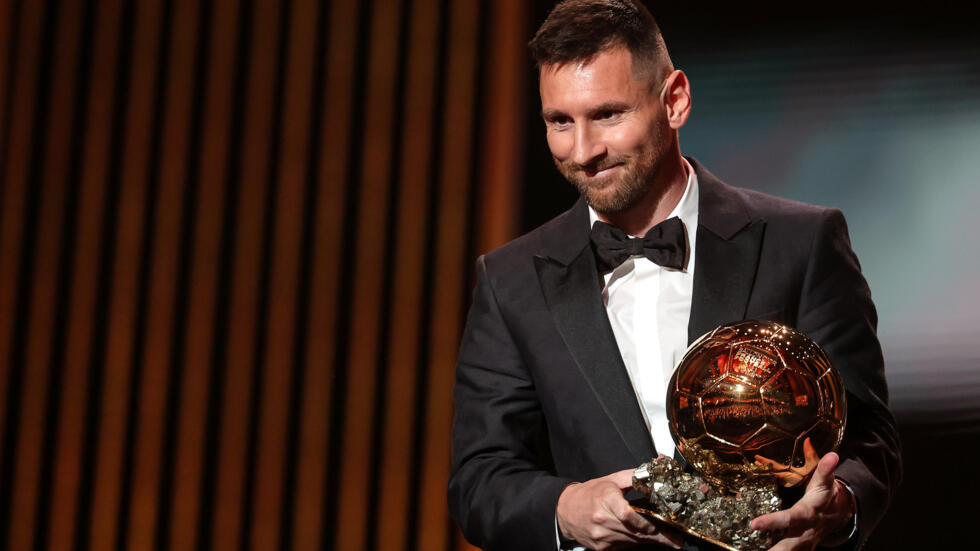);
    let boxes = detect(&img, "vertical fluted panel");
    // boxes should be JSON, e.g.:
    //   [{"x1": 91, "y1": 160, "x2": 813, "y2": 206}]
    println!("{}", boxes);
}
[
  {"x1": 0, "y1": 2, "x2": 43, "y2": 540},
  {"x1": 477, "y1": 0, "x2": 526, "y2": 254},
  {"x1": 5, "y1": 0, "x2": 85, "y2": 548},
  {"x1": 87, "y1": 2, "x2": 160, "y2": 548},
  {"x1": 374, "y1": 0, "x2": 440, "y2": 548},
  {"x1": 0, "y1": 0, "x2": 524, "y2": 549},
  {"x1": 44, "y1": 0, "x2": 122, "y2": 548},
  {"x1": 208, "y1": 2, "x2": 280, "y2": 550}
]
